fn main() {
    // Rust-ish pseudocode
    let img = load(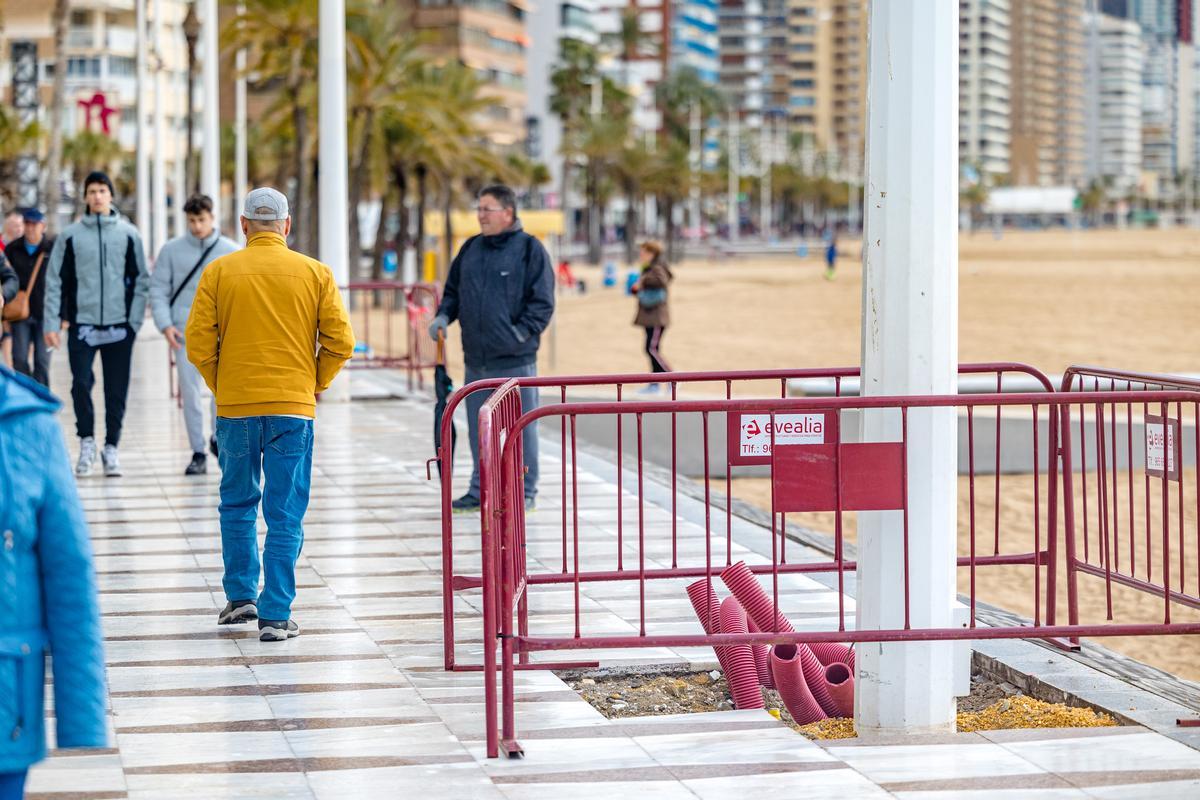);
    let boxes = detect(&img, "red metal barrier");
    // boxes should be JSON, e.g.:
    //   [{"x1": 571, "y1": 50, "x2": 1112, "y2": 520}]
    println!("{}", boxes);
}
[
  {"x1": 1059, "y1": 366, "x2": 1200, "y2": 645},
  {"x1": 434, "y1": 363, "x2": 1056, "y2": 672},
  {"x1": 343, "y1": 281, "x2": 440, "y2": 391},
  {"x1": 477, "y1": 387, "x2": 1200, "y2": 758}
]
